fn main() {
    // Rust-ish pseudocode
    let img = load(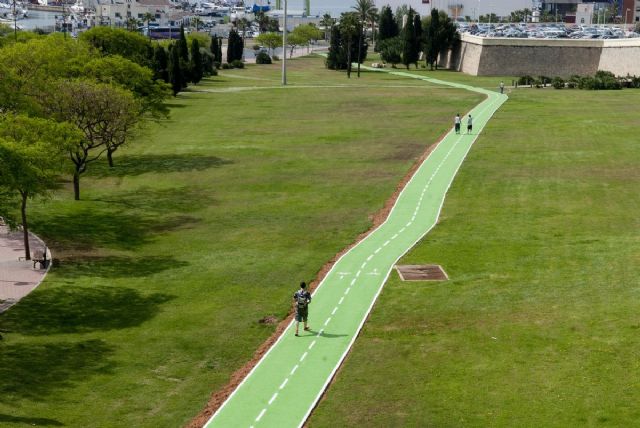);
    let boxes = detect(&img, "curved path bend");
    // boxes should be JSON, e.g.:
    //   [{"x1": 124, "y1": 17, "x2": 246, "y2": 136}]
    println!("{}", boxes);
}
[{"x1": 205, "y1": 68, "x2": 508, "y2": 428}]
